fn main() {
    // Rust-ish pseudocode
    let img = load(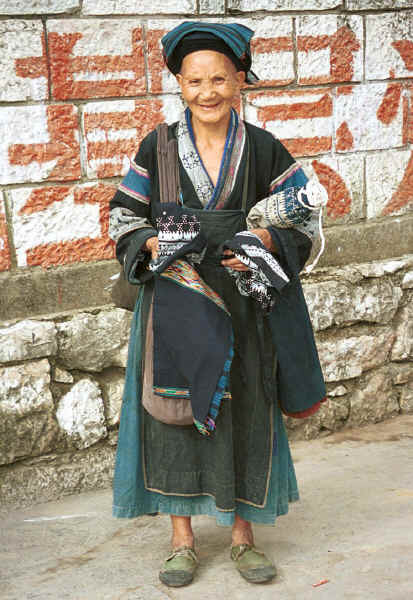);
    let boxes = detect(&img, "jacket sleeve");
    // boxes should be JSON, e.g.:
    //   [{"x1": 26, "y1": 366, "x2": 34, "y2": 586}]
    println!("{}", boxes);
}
[{"x1": 109, "y1": 133, "x2": 158, "y2": 283}]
